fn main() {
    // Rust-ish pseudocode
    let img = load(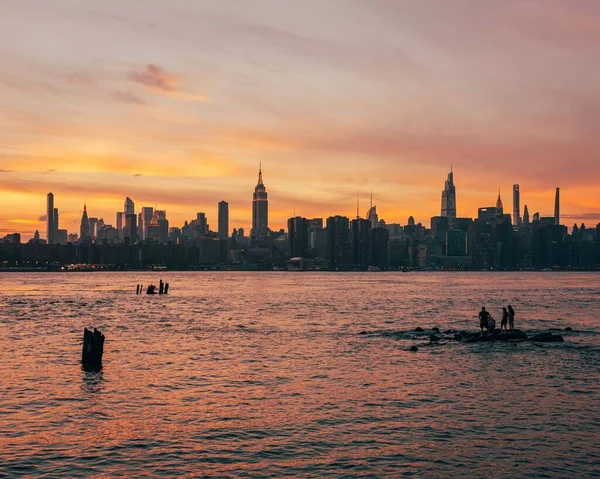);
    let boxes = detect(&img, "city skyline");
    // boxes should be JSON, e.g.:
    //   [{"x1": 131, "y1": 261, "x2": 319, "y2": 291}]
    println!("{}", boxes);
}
[
  {"x1": 4, "y1": 167, "x2": 571, "y2": 241},
  {"x1": 1, "y1": 1, "x2": 600, "y2": 239}
]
